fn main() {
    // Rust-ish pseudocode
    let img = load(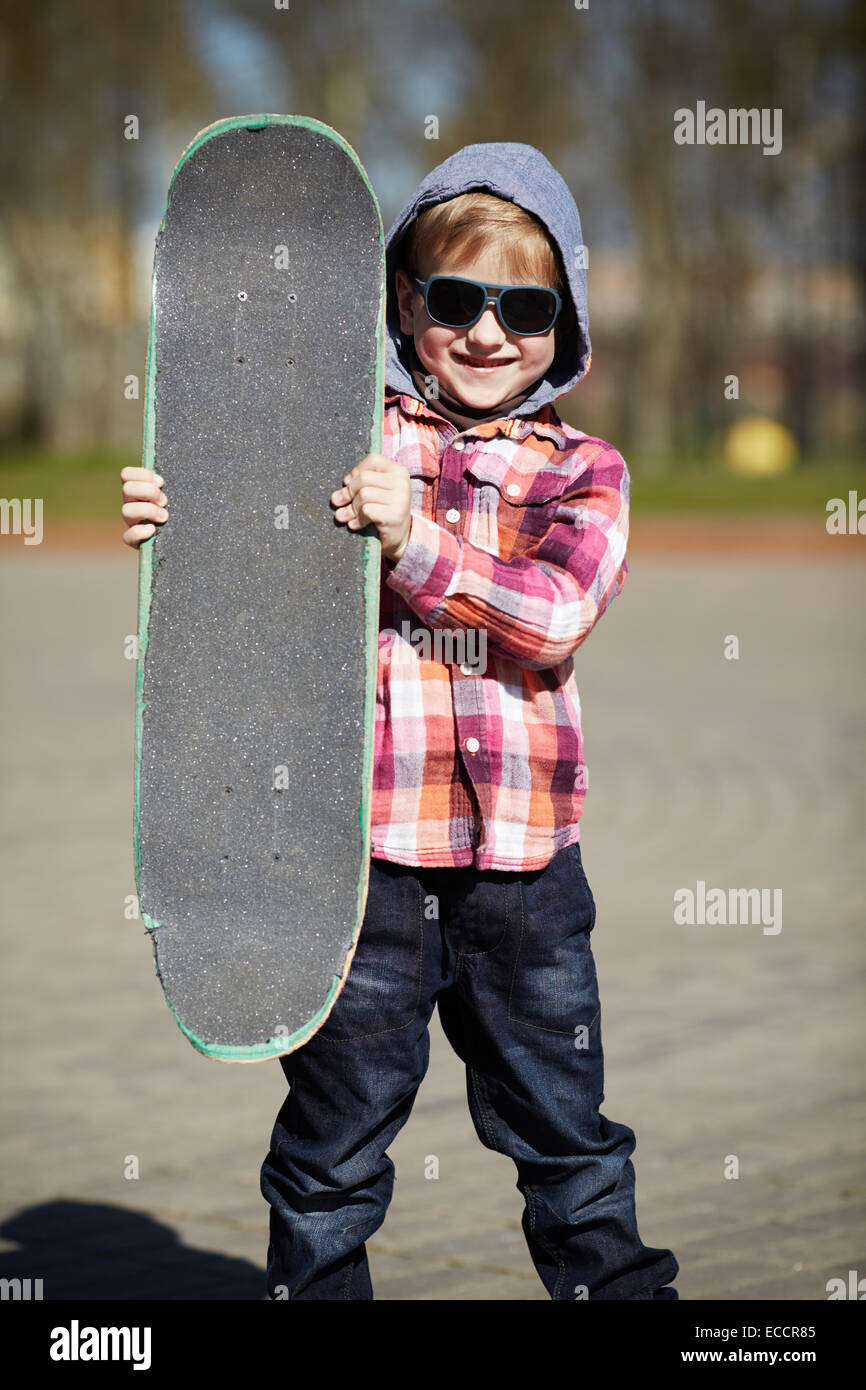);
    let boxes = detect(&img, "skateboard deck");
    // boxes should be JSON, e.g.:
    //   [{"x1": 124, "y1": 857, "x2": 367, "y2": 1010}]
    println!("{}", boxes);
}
[{"x1": 133, "y1": 115, "x2": 384, "y2": 1062}]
